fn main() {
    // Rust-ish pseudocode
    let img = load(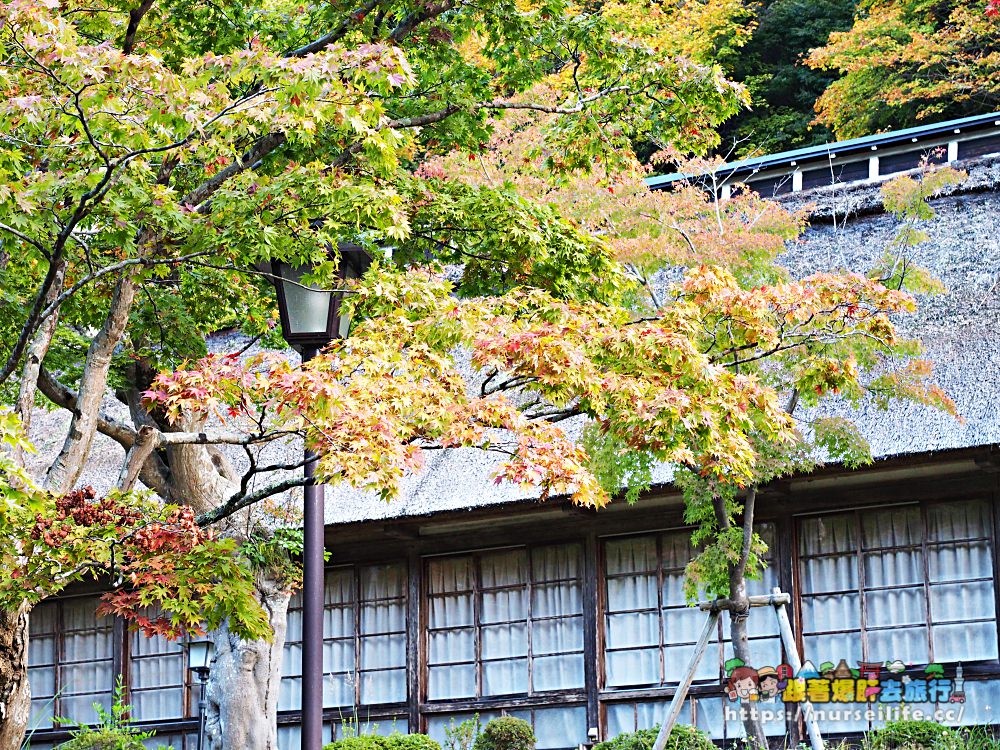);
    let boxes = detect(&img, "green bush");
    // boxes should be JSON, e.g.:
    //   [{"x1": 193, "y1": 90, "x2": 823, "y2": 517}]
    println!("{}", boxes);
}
[
  {"x1": 56, "y1": 729, "x2": 151, "y2": 750},
  {"x1": 472, "y1": 717, "x2": 535, "y2": 750},
  {"x1": 325, "y1": 733, "x2": 442, "y2": 750},
  {"x1": 864, "y1": 720, "x2": 961, "y2": 750},
  {"x1": 54, "y1": 680, "x2": 170, "y2": 750},
  {"x1": 593, "y1": 725, "x2": 714, "y2": 750}
]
